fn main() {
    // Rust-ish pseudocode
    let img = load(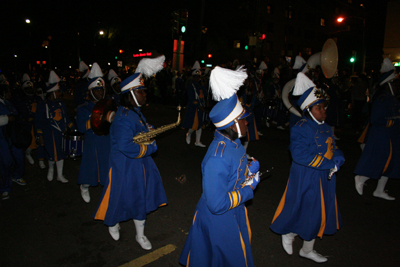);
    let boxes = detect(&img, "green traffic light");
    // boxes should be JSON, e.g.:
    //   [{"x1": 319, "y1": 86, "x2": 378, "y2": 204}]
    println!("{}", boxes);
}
[
  {"x1": 115, "y1": 56, "x2": 118, "y2": 60},
  {"x1": 181, "y1": 26, "x2": 186, "y2": 33},
  {"x1": 350, "y1": 57, "x2": 355, "y2": 63},
  {"x1": 245, "y1": 45, "x2": 248, "y2": 50},
  {"x1": 201, "y1": 60, "x2": 205, "y2": 64}
]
